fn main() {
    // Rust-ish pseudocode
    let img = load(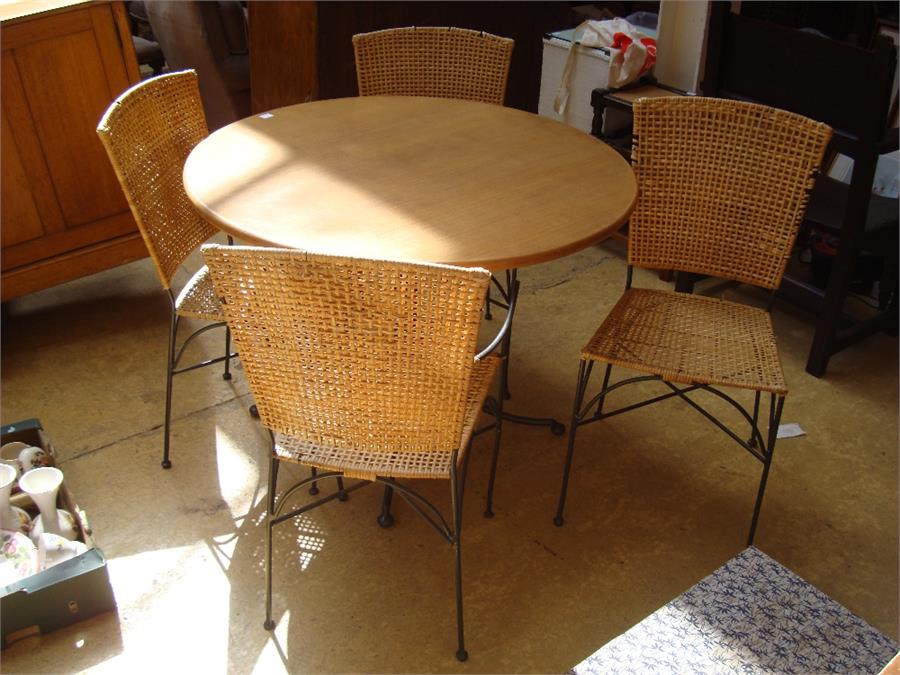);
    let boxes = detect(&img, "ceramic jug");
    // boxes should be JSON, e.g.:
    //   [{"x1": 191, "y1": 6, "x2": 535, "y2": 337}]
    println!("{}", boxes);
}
[{"x1": 18, "y1": 467, "x2": 78, "y2": 542}]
